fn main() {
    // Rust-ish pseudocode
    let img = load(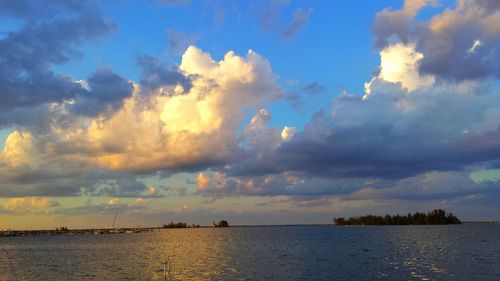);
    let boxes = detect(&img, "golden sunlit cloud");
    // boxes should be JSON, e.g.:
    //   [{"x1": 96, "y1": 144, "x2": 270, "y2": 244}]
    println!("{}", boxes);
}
[
  {"x1": 134, "y1": 198, "x2": 153, "y2": 205},
  {"x1": 1, "y1": 131, "x2": 38, "y2": 168},
  {"x1": 107, "y1": 198, "x2": 120, "y2": 205},
  {"x1": 0, "y1": 46, "x2": 281, "y2": 179},
  {"x1": 3, "y1": 197, "x2": 59, "y2": 214},
  {"x1": 147, "y1": 186, "x2": 158, "y2": 195},
  {"x1": 281, "y1": 126, "x2": 296, "y2": 142},
  {"x1": 58, "y1": 46, "x2": 279, "y2": 172},
  {"x1": 364, "y1": 43, "x2": 435, "y2": 95},
  {"x1": 197, "y1": 172, "x2": 211, "y2": 190}
]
